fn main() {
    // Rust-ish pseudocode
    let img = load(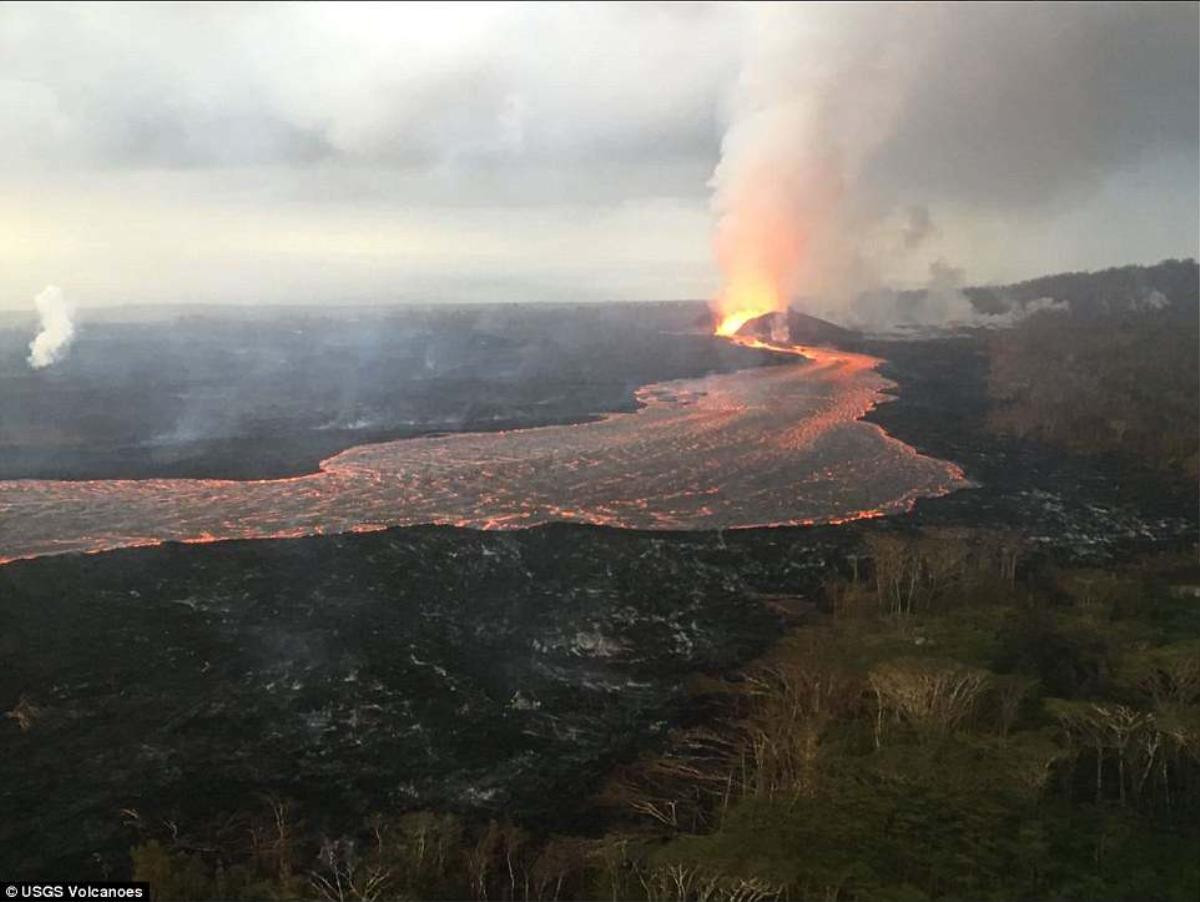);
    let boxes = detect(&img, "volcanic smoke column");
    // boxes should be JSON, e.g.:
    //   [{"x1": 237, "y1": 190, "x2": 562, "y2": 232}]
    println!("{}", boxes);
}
[
  {"x1": 709, "y1": 74, "x2": 819, "y2": 335},
  {"x1": 709, "y1": 6, "x2": 913, "y2": 334}
]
